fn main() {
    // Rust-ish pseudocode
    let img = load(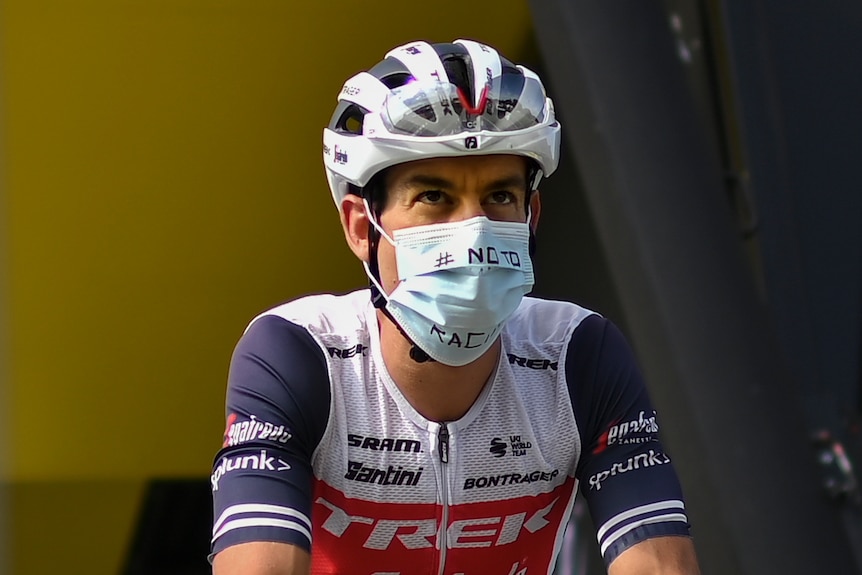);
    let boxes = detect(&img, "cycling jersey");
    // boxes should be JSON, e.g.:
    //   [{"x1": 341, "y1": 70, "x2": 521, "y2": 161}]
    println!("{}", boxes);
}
[{"x1": 210, "y1": 290, "x2": 690, "y2": 575}]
